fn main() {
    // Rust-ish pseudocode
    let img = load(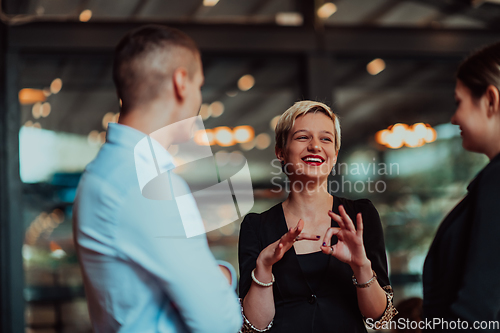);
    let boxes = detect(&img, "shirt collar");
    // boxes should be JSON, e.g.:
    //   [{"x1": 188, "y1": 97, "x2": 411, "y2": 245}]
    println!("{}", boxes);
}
[
  {"x1": 106, "y1": 123, "x2": 176, "y2": 171},
  {"x1": 106, "y1": 123, "x2": 148, "y2": 149}
]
